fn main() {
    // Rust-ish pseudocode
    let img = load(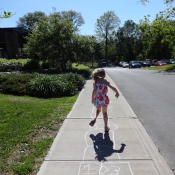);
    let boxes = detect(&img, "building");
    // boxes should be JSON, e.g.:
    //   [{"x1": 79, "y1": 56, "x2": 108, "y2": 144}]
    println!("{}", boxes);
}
[{"x1": 0, "y1": 27, "x2": 29, "y2": 59}]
